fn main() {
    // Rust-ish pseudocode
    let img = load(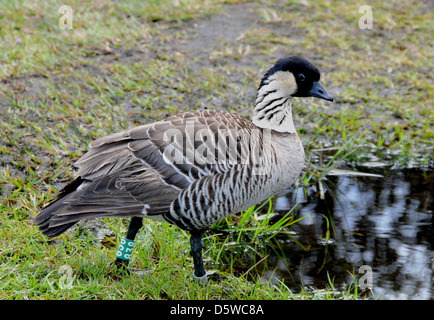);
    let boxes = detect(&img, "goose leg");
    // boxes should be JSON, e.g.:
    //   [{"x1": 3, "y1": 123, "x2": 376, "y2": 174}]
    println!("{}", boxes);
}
[
  {"x1": 114, "y1": 216, "x2": 143, "y2": 270},
  {"x1": 190, "y1": 232, "x2": 208, "y2": 281}
]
